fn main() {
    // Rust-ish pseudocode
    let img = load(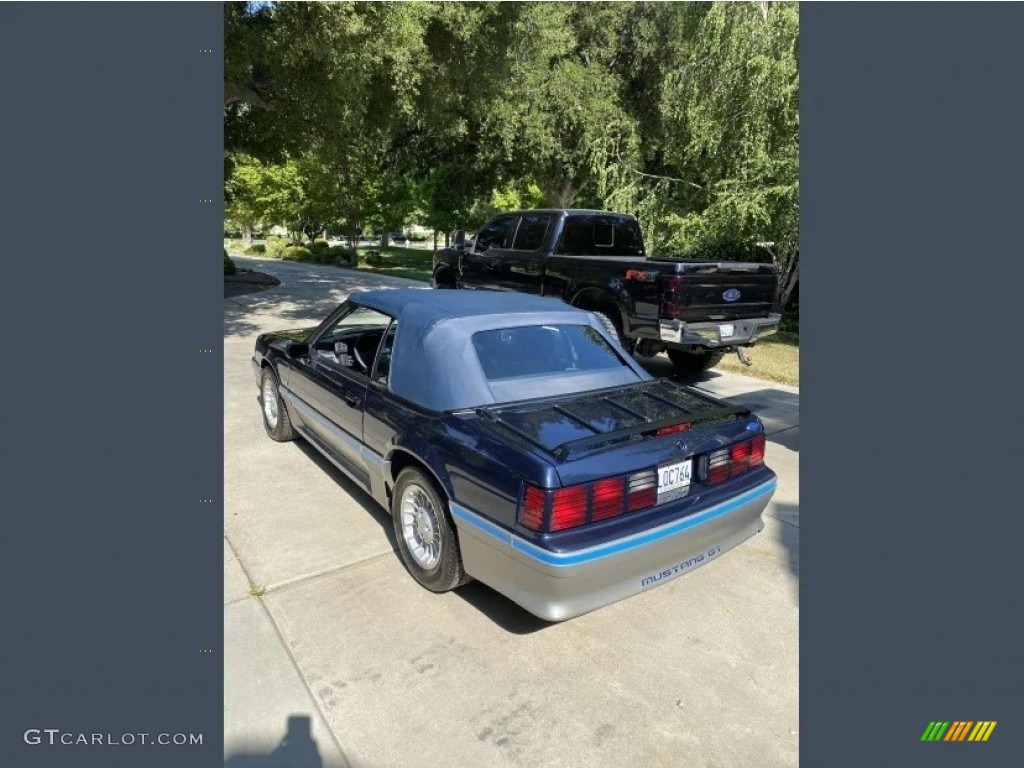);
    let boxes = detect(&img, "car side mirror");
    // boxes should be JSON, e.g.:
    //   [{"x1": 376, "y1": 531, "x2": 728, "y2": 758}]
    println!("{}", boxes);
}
[
  {"x1": 286, "y1": 342, "x2": 309, "y2": 360},
  {"x1": 452, "y1": 229, "x2": 466, "y2": 250}
]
